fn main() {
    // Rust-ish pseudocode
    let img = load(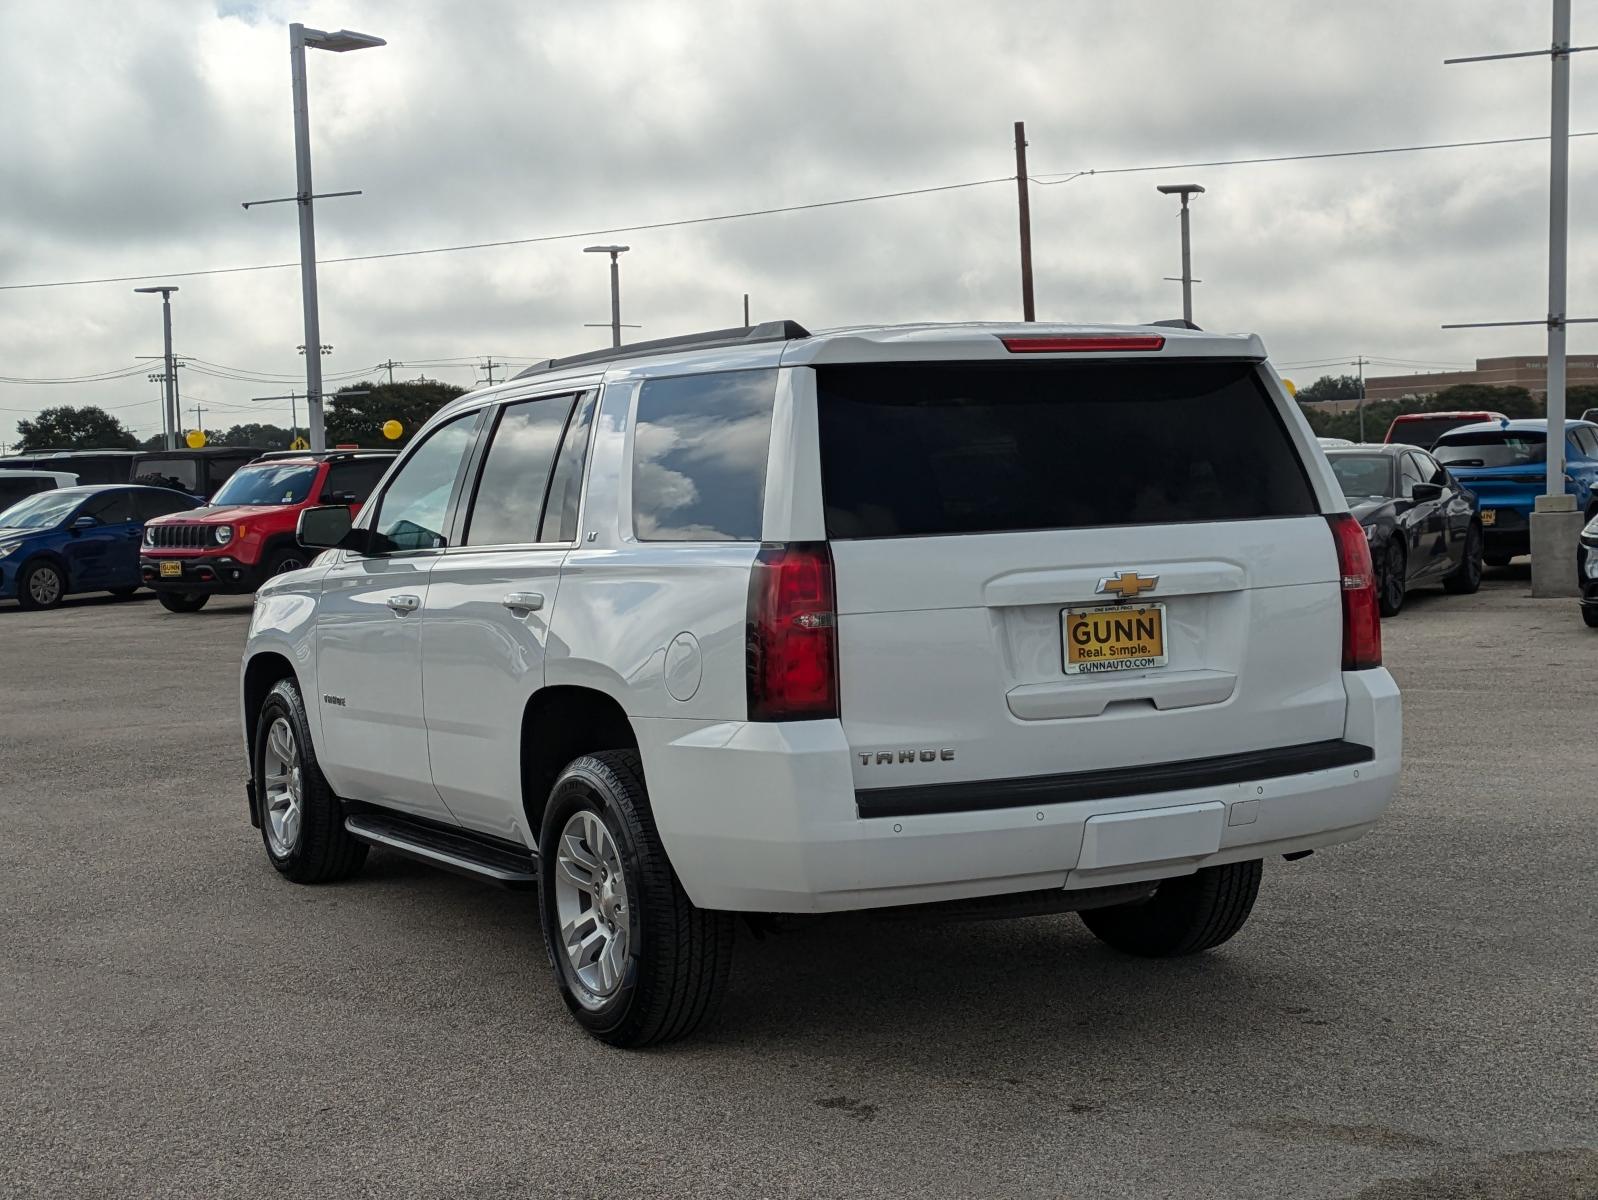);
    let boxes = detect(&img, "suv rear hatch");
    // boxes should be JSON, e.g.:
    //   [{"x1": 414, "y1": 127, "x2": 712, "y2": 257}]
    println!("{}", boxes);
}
[
  {"x1": 1432, "y1": 429, "x2": 1553, "y2": 512},
  {"x1": 813, "y1": 353, "x2": 1349, "y2": 803}
]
